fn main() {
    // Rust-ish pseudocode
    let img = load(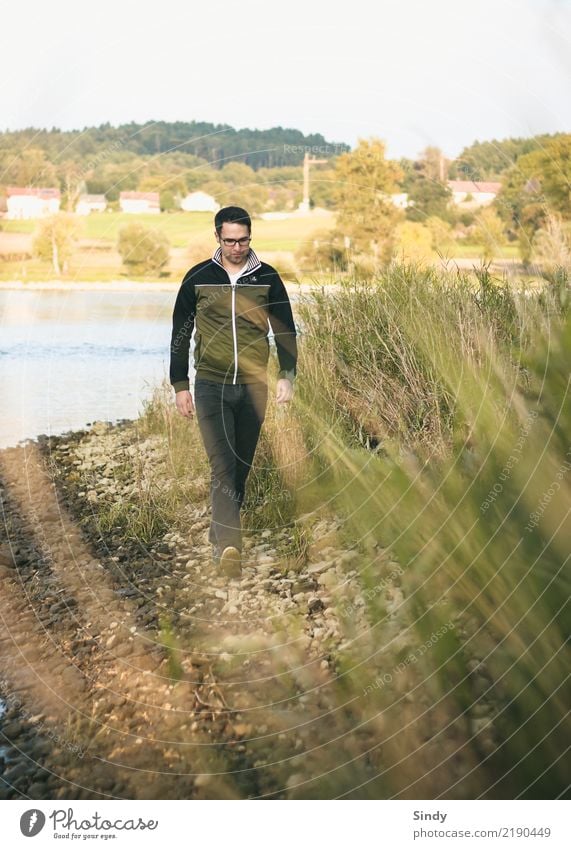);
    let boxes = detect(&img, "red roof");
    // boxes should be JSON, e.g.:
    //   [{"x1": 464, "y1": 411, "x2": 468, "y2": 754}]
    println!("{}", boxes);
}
[
  {"x1": 119, "y1": 191, "x2": 160, "y2": 202},
  {"x1": 6, "y1": 186, "x2": 61, "y2": 198},
  {"x1": 448, "y1": 180, "x2": 501, "y2": 194}
]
